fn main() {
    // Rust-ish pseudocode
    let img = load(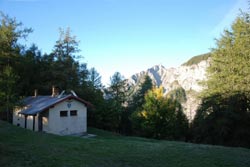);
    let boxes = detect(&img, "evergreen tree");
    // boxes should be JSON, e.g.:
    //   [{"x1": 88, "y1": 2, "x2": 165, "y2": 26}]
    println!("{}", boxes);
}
[
  {"x1": 0, "y1": 66, "x2": 18, "y2": 121},
  {"x1": 16, "y1": 44, "x2": 43, "y2": 96},
  {"x1": 88, "y1": 67, "x2": 103, "y2": 90},
  {"x1": 53, "y1": 27, "x2": 80, "y2": 60},
  {"x1": 0, "y1": 12, "x2": 32, "y2": 71},
  {"x1": 83, "y1": 68, "x2": 105, "y2": 127},
  {"x1": 192, "y1": 11, "x2": 250, "y2": 148},
  {"x1": 50, "y1": 27, "x2": 83, "y2": 91},
  {"x1": 203, "y1": 11, "x2": 250, "y2": 98},
  {"x1": 129, "y1": 75, "x2": 153, "y2": 112},
  {"x1": 167, "y1": 87, "x2": 187, "y2": 104},
  {"x1": 103, "y1": 72, "x2": 129, "y2": 132},
  {"x1": 127, "y1": 75, "x2": 153, "y2": 135},
  {"x1": 0, "y1": 12, "x2": 31, "y2": 121},
  {"x1": 107, "y1": 72, "x2": 128, "y2": 105}
]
